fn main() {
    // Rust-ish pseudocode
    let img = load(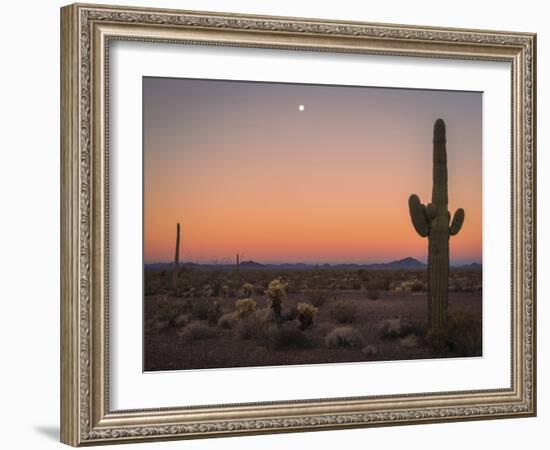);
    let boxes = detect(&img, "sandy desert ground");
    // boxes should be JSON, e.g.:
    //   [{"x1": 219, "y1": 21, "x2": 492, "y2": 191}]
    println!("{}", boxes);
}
[{"x1": 143, "y1": 267, "x2": 482, "y2": 371}]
